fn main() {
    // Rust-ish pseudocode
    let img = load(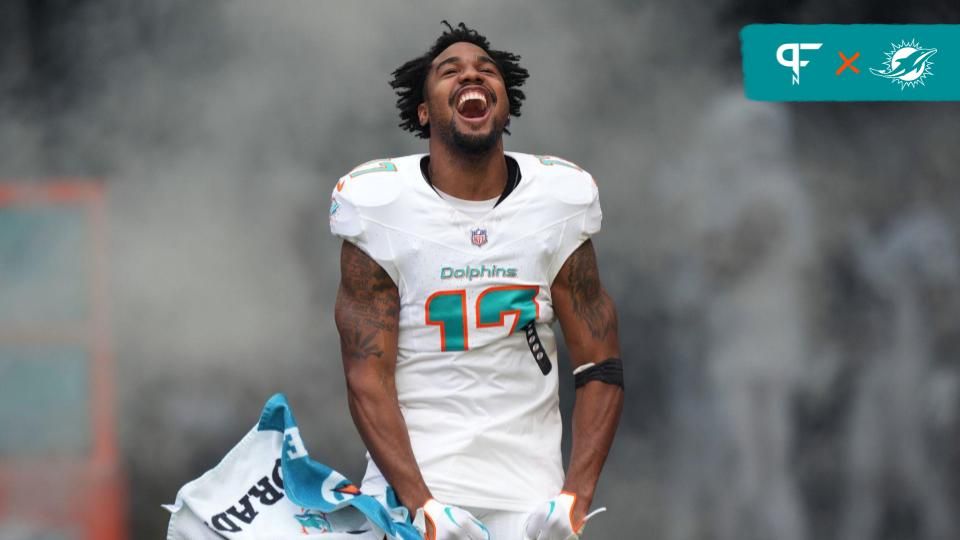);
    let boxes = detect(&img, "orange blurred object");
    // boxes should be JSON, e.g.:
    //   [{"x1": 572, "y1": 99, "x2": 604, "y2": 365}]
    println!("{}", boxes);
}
[{"x1": 0, "y1": 181, "x2": 126, "y2": 540}]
